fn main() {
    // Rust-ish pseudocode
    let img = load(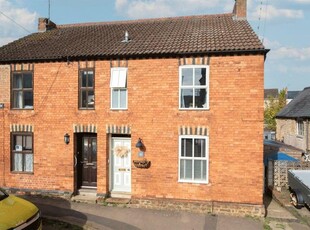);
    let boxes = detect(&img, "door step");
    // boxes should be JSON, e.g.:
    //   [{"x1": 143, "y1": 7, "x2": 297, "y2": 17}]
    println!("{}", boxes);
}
[
  {"x1": 71, "y1": 188, "x2": 97, "y2": 204},
  {"x1": 105, "y1": 197, "x2": 131, "y2": 205},
  {"x1": 110, "y1": 191, "x2": 131, "y2": 199}
]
